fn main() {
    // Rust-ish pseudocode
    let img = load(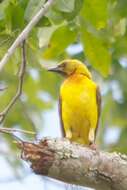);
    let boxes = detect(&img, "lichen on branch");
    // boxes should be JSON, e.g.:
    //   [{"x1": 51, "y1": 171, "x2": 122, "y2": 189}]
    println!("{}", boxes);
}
[{"x1": 18, "y1": 138, "x2": 127, "y2": 190}]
